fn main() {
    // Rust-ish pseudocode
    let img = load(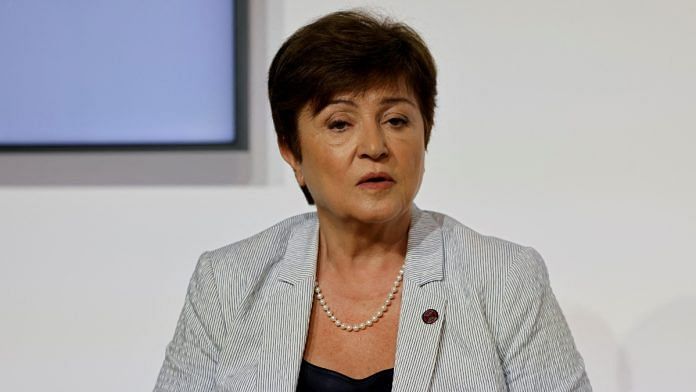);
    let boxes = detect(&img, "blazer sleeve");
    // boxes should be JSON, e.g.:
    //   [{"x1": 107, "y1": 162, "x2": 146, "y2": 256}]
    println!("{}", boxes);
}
[
  {"x1": 497, "y1": 247, "x2": 592, "y2": 391},
  {"x1": 154, "y1": 252, "x2": 226, "y2": 392}
]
